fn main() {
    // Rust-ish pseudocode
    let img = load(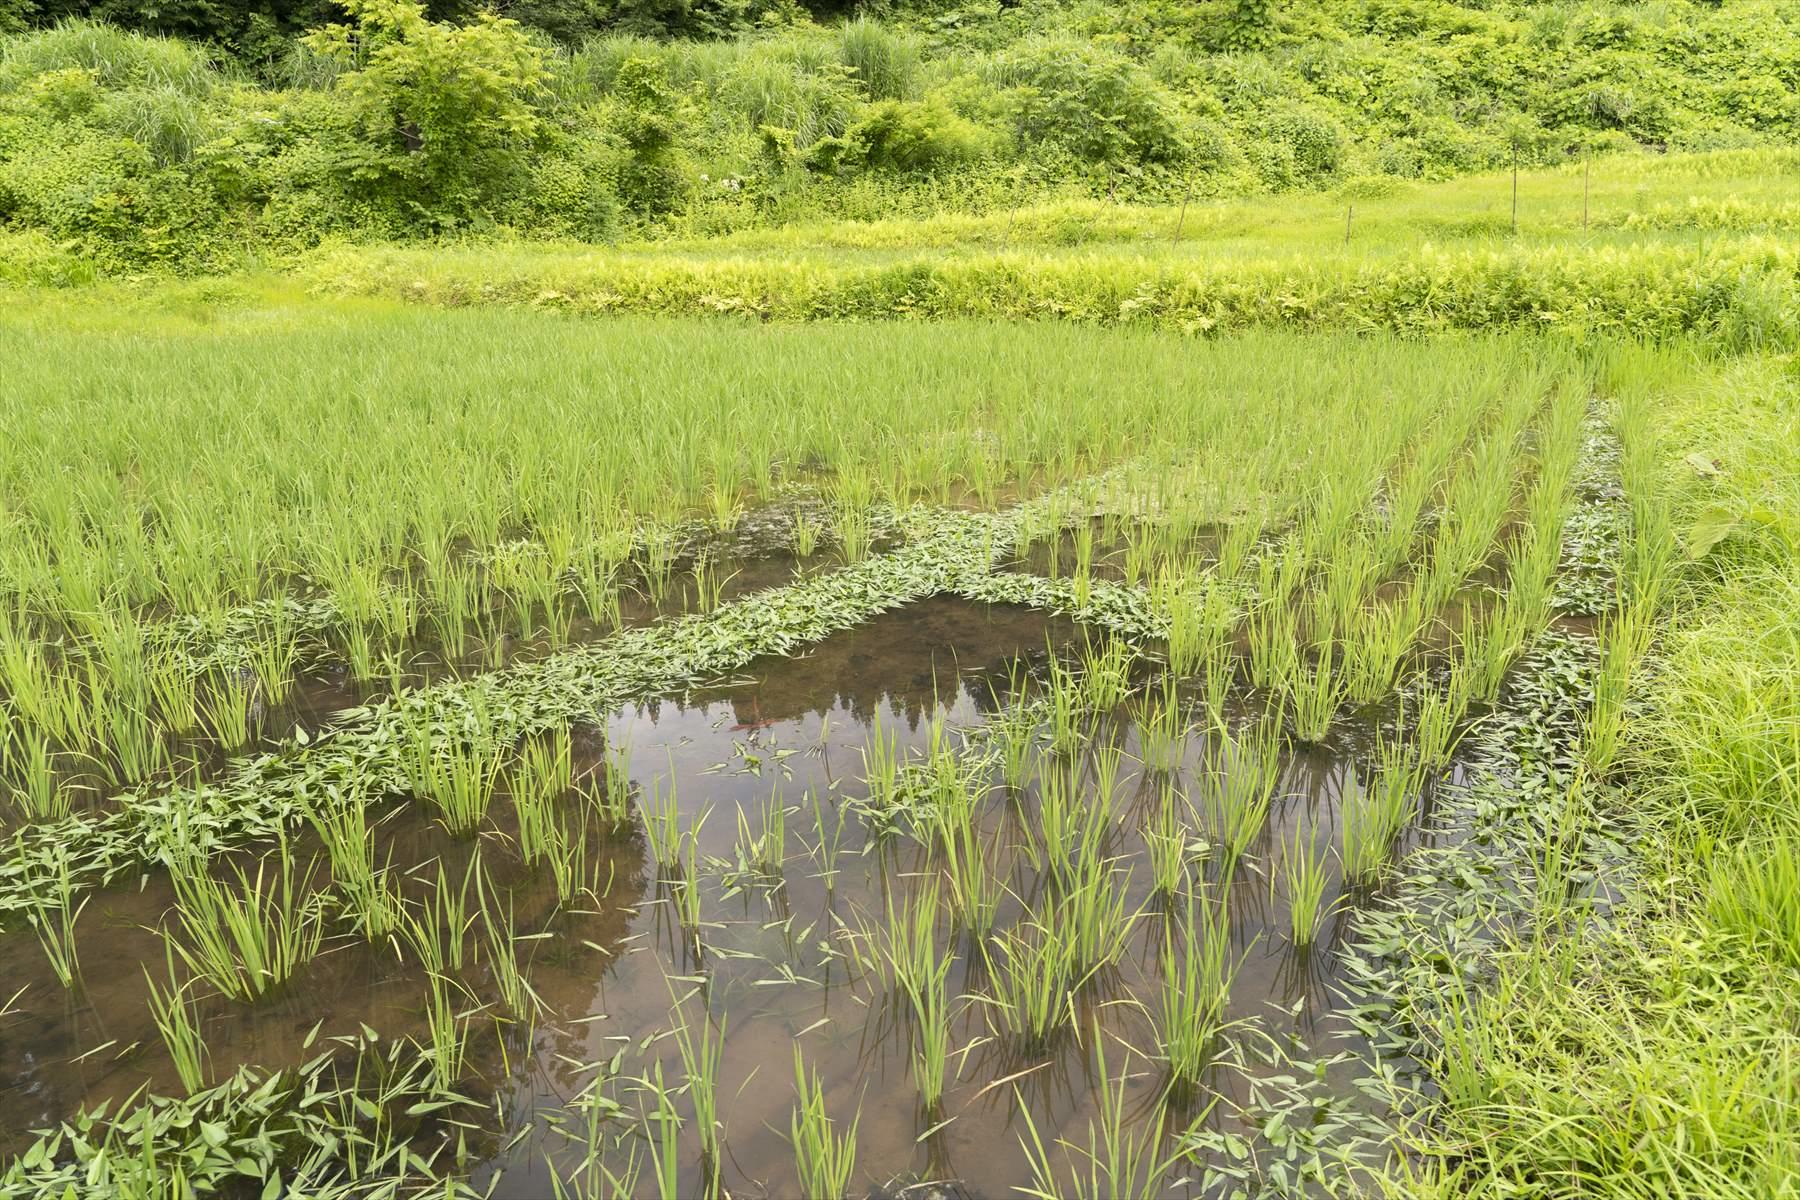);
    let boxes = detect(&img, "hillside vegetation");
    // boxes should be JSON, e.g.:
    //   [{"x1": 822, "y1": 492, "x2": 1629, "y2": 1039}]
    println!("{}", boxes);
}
[{"x1": 1, "y1": 0, "x2": 1797, "y2": 271}]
